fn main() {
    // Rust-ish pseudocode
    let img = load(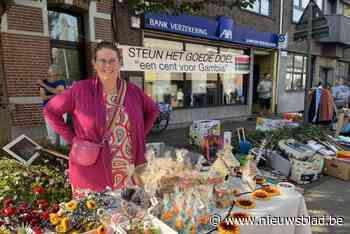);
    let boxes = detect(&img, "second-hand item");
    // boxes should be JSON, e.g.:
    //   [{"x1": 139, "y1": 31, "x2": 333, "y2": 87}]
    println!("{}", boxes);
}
[
  {"x1": 306, "y1": 140, "x2": 336, "y2": 156},
  {"x1": 241, "y1": 155, "x2": 257, "y2": 191},
  {"x1": 256, "y1": 117, "x2": 299, "y2": 131},
  {"x1": 289, "y1": 155, "x2": 324, "y2": 184},
  {"x1": 336, "y1": 151, "x2": 350, "y2": 159},
  {"x1": 201, "y1": 135, "x2": 222, "y2": 162},
  {"x1": 278, "y1": 139, "x2": 315, "y2": 161},
  {"x1": 283, "y1": 112, "x2": 303, "y2": 121},
  {"x1": 189, "y1": 119, "x2": 220, "y2": 146},
  {"x1": 264, "y1": 150, "x2": 292, "y2": 177},
  {"x1": 237, "y1": 127, "x2": 252, "y2": 154},
  {"x1": 324, "y1": 158, "x2": 350, "y2": 180}
]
